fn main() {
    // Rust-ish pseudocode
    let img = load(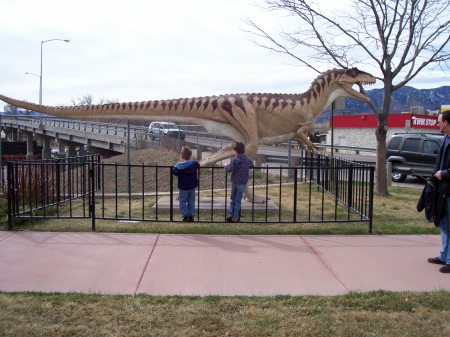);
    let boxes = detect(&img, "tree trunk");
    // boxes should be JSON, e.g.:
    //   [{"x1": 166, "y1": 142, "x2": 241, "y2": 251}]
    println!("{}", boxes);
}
[
  {"x1": 375, "y1": 126, "x2": 388, "y2": 196},
  {"x1": 375, "y1": 85, "x2": 392, "y2": 196}
]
